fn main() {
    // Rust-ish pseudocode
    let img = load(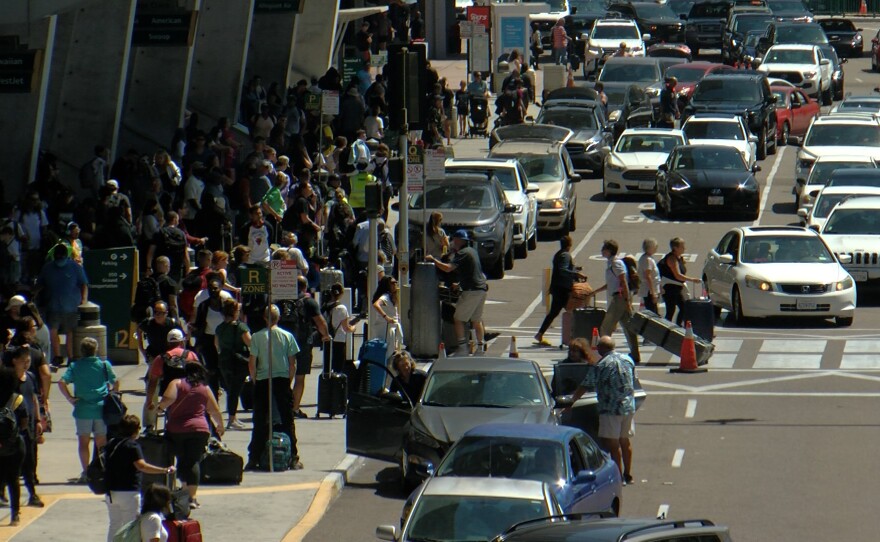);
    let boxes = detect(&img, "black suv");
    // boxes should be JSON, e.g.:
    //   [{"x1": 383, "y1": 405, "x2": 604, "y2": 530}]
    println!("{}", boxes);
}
[
  {"x1": 607, "y1": 2, "x2": 685, "y2": 44},
  {"x1": 721, "y1": 12, "x2": 773, "y2": 64},
  {"x1": 757, "y1": 21, "x2": 828, "y2": 56},
  {"x1": 682, "y1": 71, "x2": 777, "y2": 159},
  {"x1": 685, "y1": 1, "x2": 732, "y2": 55},
  {"x1": 818, "y1": 18, "x2": 863, "y2": 58},
  {"x1": 494, "y1": 516, "x2": 734, "y2": 542}
]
